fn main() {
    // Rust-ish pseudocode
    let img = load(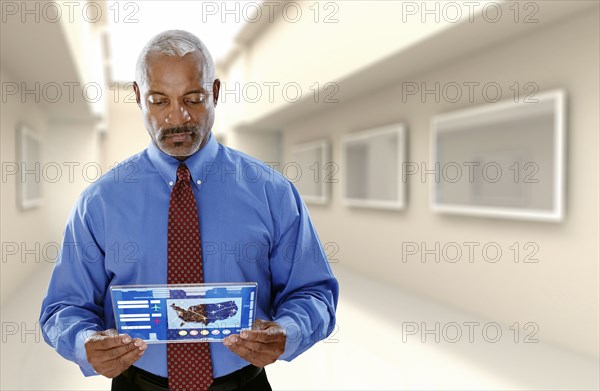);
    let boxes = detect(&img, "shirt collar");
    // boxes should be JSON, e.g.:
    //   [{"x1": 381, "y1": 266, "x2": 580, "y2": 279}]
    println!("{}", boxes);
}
[{"x1": 147, "y1": 132, "x2": 220, "y2": 190}]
